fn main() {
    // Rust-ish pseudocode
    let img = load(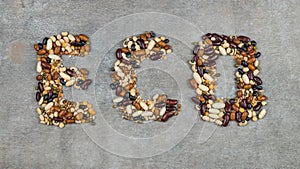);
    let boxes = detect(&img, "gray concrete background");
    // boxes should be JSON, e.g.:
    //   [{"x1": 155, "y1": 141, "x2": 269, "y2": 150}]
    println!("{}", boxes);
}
[{"x1": 0, "y1": 0, "x2": 300, "y2": 168}]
